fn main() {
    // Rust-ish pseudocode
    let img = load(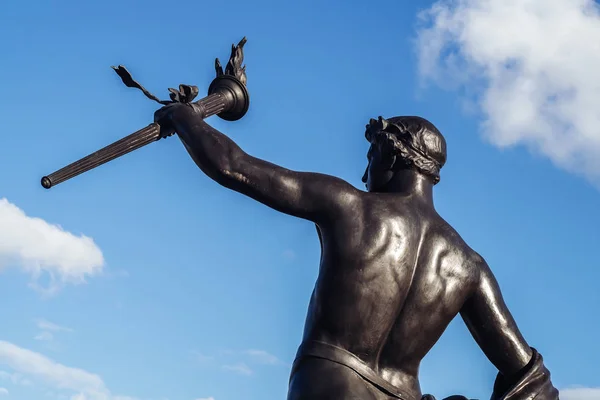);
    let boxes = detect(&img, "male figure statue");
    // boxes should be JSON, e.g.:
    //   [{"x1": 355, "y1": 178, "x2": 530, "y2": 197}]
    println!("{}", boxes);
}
[{"x1": 155, "y1": 104, "x2": 558, "y2": 400}]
